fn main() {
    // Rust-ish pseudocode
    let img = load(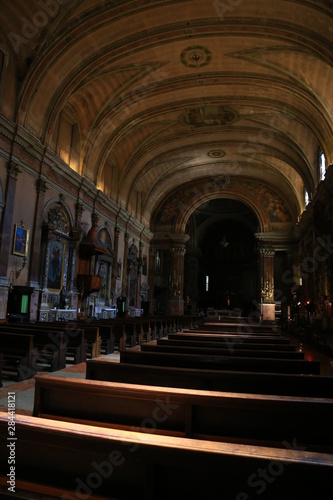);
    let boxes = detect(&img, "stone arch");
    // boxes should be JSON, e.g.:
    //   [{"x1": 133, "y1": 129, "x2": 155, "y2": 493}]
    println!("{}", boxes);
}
[{"x1": 174, "y1": 189, "x2": 270, "y2": 234}]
